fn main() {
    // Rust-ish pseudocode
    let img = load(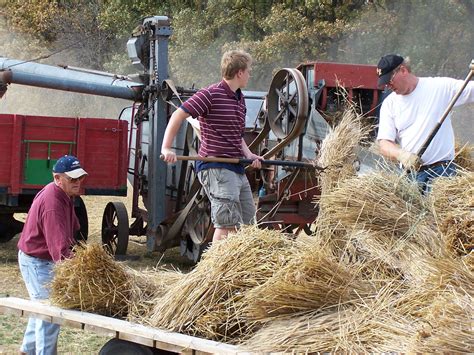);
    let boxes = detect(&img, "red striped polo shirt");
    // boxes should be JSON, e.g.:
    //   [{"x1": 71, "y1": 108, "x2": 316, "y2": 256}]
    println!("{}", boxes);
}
[{"x1": 182, "y1": 80, "x2": 246, "y2": 160}]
